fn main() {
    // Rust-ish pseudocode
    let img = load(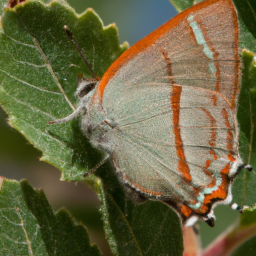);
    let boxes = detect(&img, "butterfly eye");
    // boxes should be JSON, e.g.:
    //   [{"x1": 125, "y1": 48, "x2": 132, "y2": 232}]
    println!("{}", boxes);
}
[{"x1": 76, "y1": 77, "x2": 98, "y2": 99}]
